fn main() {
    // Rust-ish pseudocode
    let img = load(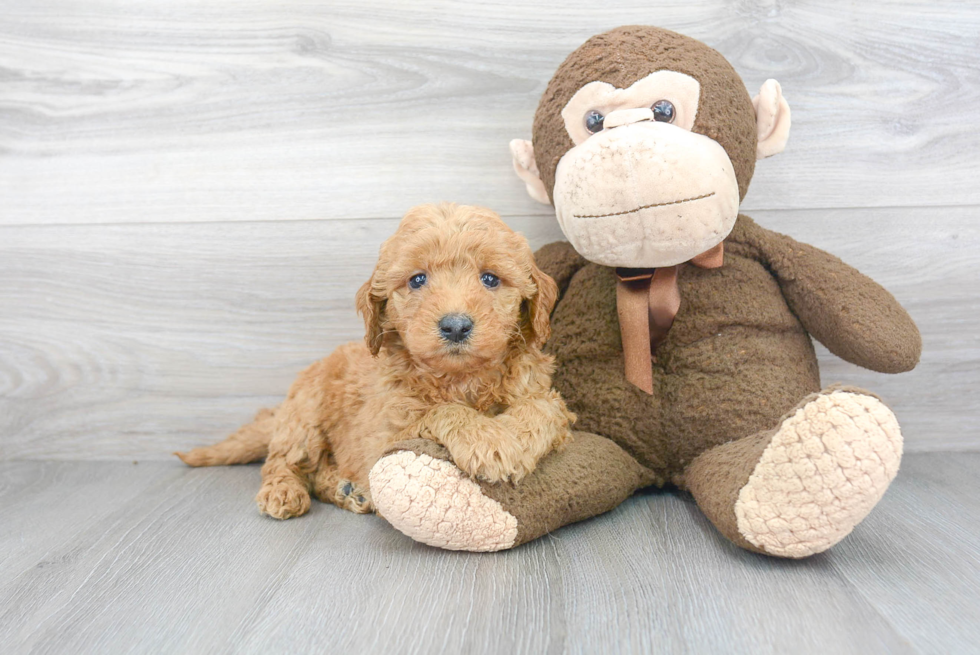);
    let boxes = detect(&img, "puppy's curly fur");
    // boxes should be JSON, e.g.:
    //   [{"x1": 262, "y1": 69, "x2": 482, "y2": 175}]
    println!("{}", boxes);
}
[{"x1": 177, "y1": 203, "x2": 575, "y2": 519}]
